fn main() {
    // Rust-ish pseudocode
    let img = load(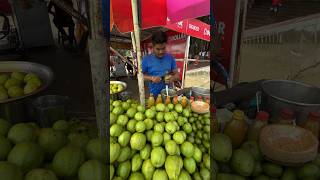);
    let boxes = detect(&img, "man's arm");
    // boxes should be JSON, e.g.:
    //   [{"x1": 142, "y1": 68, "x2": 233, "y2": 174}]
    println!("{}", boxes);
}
[
  {"x1": 144, "y1": 74, "x2": 161, "y2": 83},
  {"x1": 166, "y1": 56, "x2": 180, "y2": 83},
  {"x1": 142, "y1": 57, "x2": 161, "y2": 83},
  {"x1": 170, "y1": 69, "x2": 180, "y2": 81},
  {"x1": 166, "y1": 69, "x2": 180, "y2": 83}
]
